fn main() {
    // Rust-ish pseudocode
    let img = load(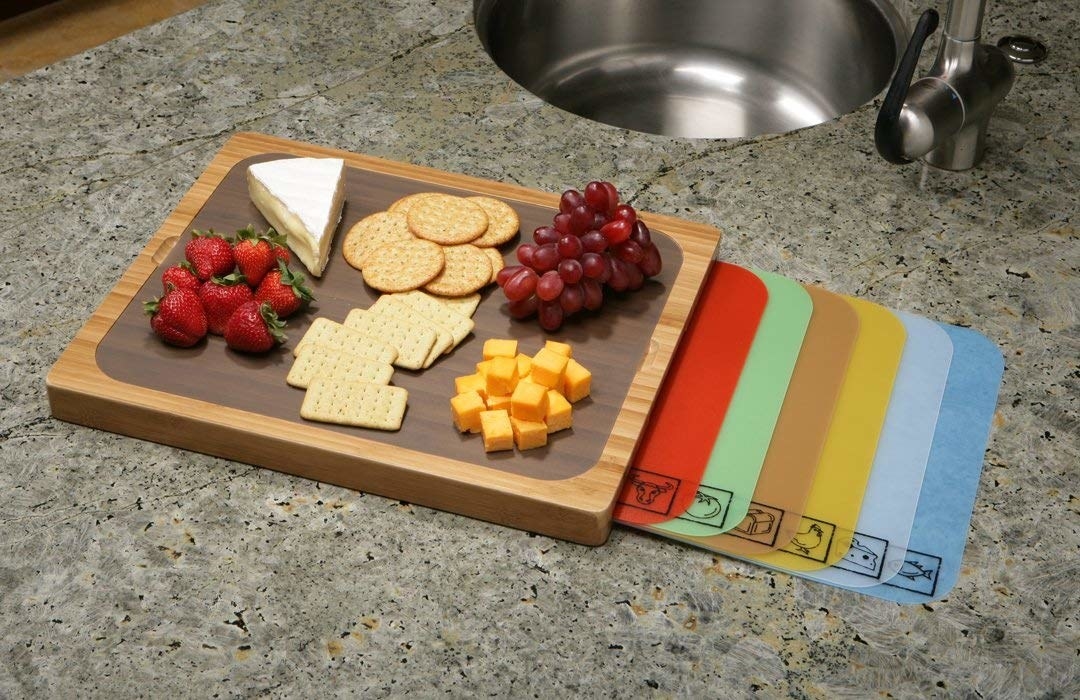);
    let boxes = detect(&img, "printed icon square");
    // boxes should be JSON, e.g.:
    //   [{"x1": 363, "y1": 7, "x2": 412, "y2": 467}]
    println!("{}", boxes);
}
[
  {"x1": 884, "y1": 549, "x2": 942, "y2": 597},
  {"x1": 834, "y1": 531, "x2": 888, "y2": 579},
  {"x1": 619, "y1": 469, "x2": 680, "y2": 515},
  {"x1": 675, "y1": 485, "x2": 734, "y2": 532},
  {"x1": 731, "y1": 502, "x2": 785, "y2": 547},
  {"x1": 780, "y1": 516, "x2": 836, "y2": 563}
]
